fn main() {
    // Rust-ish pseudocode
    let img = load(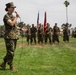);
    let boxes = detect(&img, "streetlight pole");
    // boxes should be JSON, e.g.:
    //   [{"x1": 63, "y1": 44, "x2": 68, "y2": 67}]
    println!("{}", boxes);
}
[
  {"x1": 62, "y1": 0, "x2": 71, "y2": 42},
  {"x1": 64, "y1": 0, "x2": 70, "y2": 24}
]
